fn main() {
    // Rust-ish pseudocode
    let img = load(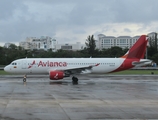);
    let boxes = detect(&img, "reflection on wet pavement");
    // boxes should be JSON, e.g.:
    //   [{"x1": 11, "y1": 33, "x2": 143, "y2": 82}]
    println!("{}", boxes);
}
[{"x1": 0, "y1": 75, "x2": 158, "y2": 119}]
